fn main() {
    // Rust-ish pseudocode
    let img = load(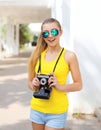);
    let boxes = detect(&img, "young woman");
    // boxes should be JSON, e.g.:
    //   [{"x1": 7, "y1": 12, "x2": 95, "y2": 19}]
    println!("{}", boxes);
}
[{"x1": 28, "y1": 18, "x2": 82, "y2": 130}]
